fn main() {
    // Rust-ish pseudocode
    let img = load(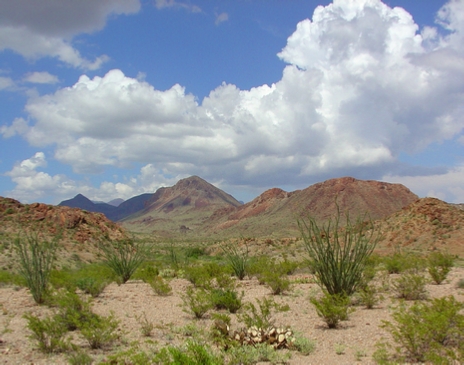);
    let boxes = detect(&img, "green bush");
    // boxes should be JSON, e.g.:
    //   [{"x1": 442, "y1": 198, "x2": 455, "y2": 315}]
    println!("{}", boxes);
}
[
  {"x1": 210, "y1": 288, "x2": 243, "y2": 313},
  {"x1": 181, "y1": 286, "x2": 214, "y2": 319},
  {"x1": 237, "y1": 297, "x2": 288, "y2": 330},
  {"x1": 356, "y1": 284, "x2": 383, "y2": 309},
  {"x1": 154, "y1": 340, "x2": 223, "y2": 365},
  {"x1": 427, "y1": 251, "x2": 454, "y2": 285},
  {"x1": 148, "y1": 275, "x2": 172, "y2": 296},
  {"x1": 221, "y1": 242, "x2": 249, "y2": 280},
  {"x1": 261, "y1": 269, "x2": 291, "y2": 295},
  {"x1": 13, "y1": 231, "x2": 59, "y2": 304},
  {"x1": 23, "y1": 312, "x2": 69, "y2": 353},
  {"x1": 75, "y1": 277, "x2": 108, "y2": 297},
  {"x1": 379, "y1": 296, "x2": 464, "y2": 363},
  {"x1": 80, "y1": 311, "x2": 119, "y2": 349},
  {"x1": 67, "y1": 349, "x2": 93, "y2": 365},
  {"x1": 392, "y1": 272, "x2": 428, "y2": 300},
  {"x1": 51, "y1": 289, "x2": 93, "y2": 331},
  {"x1": 291, "y1": 333, "x2": 316, "y2": 355},
  {"x1": 310, "y1": 292, "x2": 352, "y2": 329},
  {"x1": 298, "y1": 206, "x2": 379, "y2": 296},
  {"x1": 382, "y1": 252, "x2": 425, "y2": 274},
  {"x1": 99, "y1": 238, "x2": 152, "y2": 284},
  {"x1": 184, "y1": 264, "x2": 214, "y2": 288},
  {"x1": 226, "y1": 343, "x2": 291, "y2": 364}
]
